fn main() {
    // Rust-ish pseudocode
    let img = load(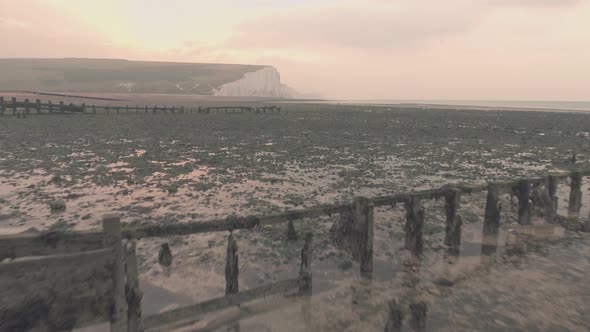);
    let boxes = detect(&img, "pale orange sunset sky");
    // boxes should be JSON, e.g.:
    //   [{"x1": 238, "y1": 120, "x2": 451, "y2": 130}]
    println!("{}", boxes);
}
[{"x1": 1, "y1": 0, "x2": 589, "y2": 100}]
